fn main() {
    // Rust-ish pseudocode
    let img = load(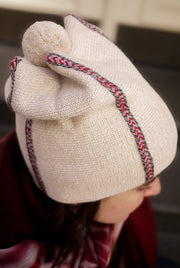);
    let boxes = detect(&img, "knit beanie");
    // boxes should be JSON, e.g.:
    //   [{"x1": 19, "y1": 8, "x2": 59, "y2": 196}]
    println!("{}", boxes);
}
[{"x1": 4, "y1": 15, "x2": 178, "y2": 203}]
